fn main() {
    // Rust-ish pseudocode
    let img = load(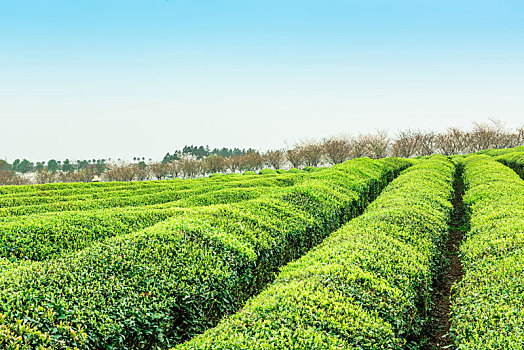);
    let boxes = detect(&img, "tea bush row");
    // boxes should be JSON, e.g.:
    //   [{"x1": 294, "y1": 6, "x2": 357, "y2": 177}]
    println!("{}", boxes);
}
[
  {"x1": 0, "y1": 175, "x2": 300, "y2": 217},
  {"x1": 0, "y1": 186, "x2": 288, "y2": 262},
  {"x1": 0, "y1": 157, "x2": 411, "y2": 349},
  {"x1": 178, "y1": 155, "x2": 455, "y2": 349},
  {"x1": 450, "y1": 155, "x2": 524, "y2": 349}
]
